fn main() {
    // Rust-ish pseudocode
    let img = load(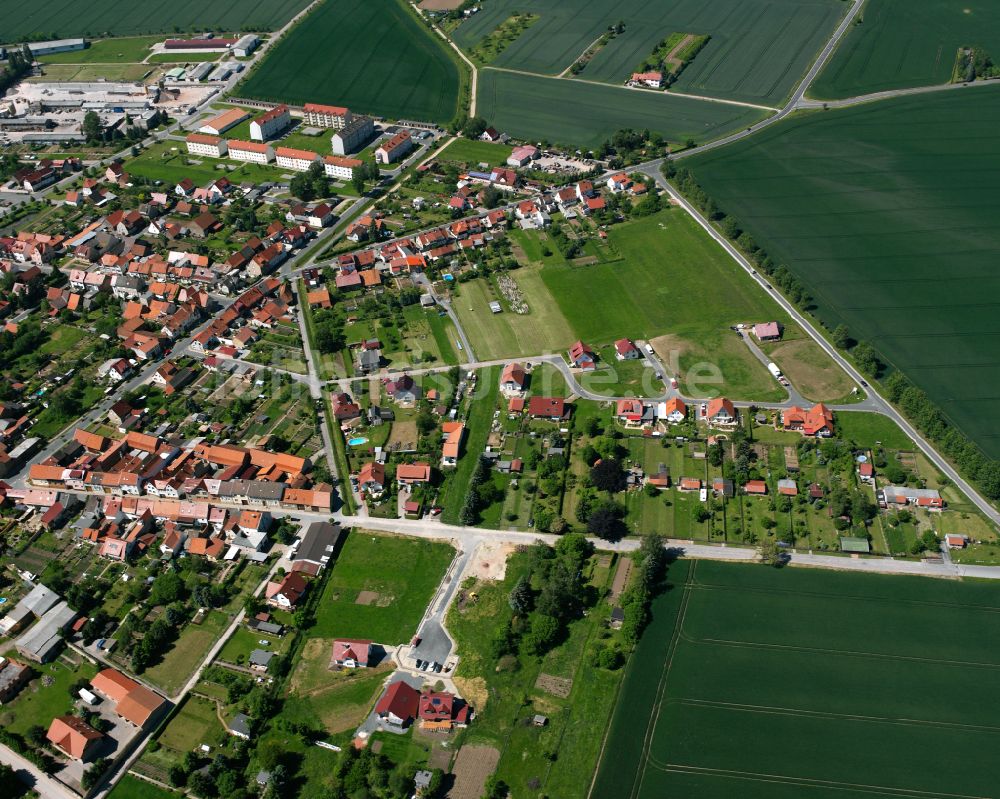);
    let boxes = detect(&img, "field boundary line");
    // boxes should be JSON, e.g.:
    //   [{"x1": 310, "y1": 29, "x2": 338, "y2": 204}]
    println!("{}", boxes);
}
[
  {"x1": 628, "y1": 561, "x2": 696, "y2": 799},
  {"x1": 643, "y1": 761, "x2": 990, "y2": 799},
  {"x1": 675, "y1": 697, "x2": 1000, "y2": 734},
  {"x1": 481, "y1": 65, "x2": 780, "y2": 111},
  {"x1": 686, "y1": 578, "x2": 1000, "y2": 615},
  {"x1": 692, "y1": 634, "x2": 1000, "y2": 670}
]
